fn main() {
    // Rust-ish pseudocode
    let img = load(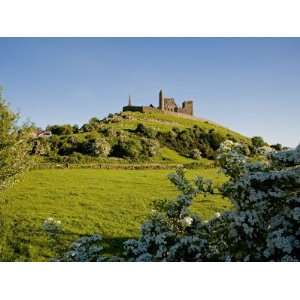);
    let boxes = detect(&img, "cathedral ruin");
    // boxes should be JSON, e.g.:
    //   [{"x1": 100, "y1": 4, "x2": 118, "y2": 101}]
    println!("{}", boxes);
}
[{"x1": 122, "y1": 90, "x2": 194, "y2": 116}]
